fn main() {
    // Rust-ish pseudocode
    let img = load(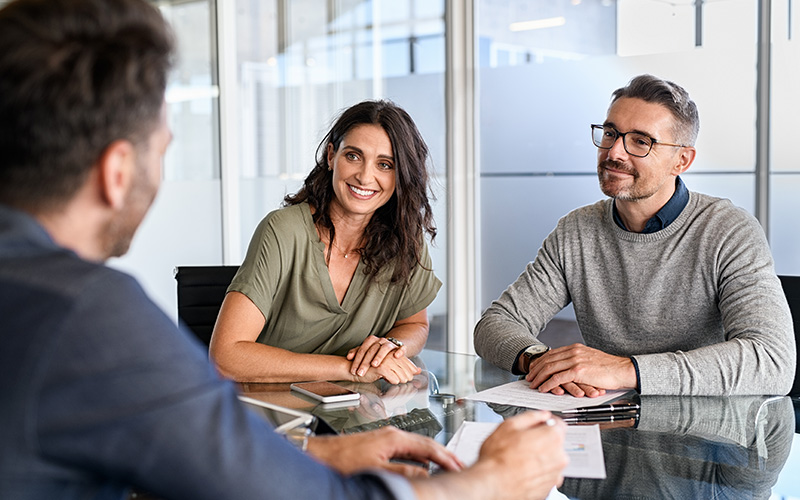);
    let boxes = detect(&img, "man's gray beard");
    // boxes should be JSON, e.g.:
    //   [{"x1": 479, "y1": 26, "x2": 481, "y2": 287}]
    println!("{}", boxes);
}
[{"x1": 597, "y1": 160, "x2": 646, "y2": 201}]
